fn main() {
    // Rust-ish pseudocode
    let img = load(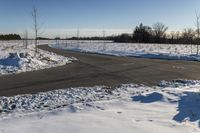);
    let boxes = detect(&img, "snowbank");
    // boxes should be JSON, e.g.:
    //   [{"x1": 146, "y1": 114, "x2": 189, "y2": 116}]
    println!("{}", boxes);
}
[
  {"x1": 0, "y1": 80, "x2": 200, "y2": 133},
  {"x1": 50, "y1": 42, "x2": 200, "y2": 61},
  {"x1": 0, "y1": 40, "x2": 75, "y2": 75}
]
